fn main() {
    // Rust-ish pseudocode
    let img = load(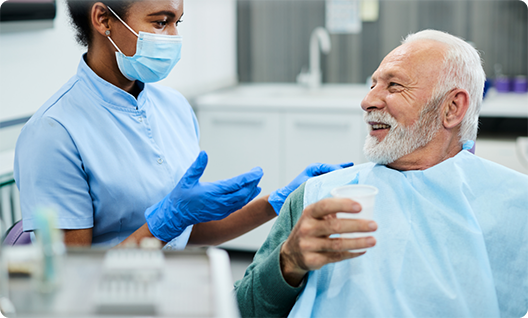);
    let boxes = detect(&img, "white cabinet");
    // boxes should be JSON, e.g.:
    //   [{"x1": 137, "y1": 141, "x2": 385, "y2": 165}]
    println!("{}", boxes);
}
[
  {"x1": 198, "y1": 110, "x2": 282, "y2": 195},
  {"x1": 197, "y1": 109, "x2": 366, "y2": 251},
  {"x1": 194, "y1": 84, "x2": 369, "y2": 251},
  {"x1": 199, "y1": 110, "x2": 367, "y2": 195},
  {"x1": 194, "y1": 84, "x2": 527, "y2": 251},
  {"x1": 475, "y1": 138, "x2": 528, "y2": 175},
  {"x1": 477, "y1": 89, "x2": 528, "y2": 175},
  {"x1": 197, "y1": 110, "x2": 282, "y2": 251},
  {"x1": 283, "y1": 112, "x2": 366, "y2": 183},
  {"x1": 194, "y1": 85, "x2": 368, "y2": 251}
]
